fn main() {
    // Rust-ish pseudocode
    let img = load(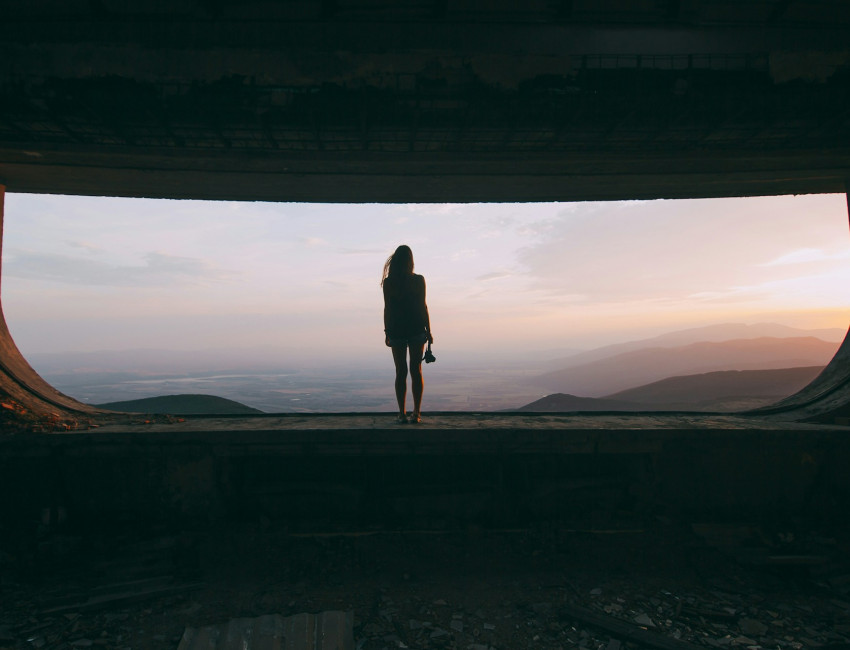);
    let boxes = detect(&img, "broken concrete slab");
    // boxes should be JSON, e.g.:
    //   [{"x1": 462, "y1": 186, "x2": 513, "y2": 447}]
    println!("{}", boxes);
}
[{"x1": 177, "y1": 611, "x2": 352, "y2": 650}]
